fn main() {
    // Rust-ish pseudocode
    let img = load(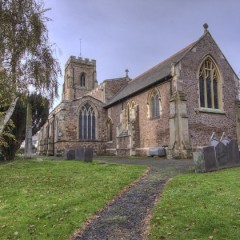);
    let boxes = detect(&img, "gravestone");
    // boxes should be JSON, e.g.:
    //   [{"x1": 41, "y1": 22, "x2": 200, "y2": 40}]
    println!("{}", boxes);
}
[
  {"x1": 215, "y1": 142, "x2": 228, "y2": 167},
  {"x1": 64, "y1": 149, "x2": 75, "y2": 160},
  {"x1": 220, "y1": 132, "x2": 230, "y2": 146},
  {"x1": 193, "y1": 151, "x2": 205, "y2": 173},
  {"x1": 228, "y1": 140, "x2": 239, "y2": 165},
  {"x1": 84, "y1": 147, "x2": 93, "y2": 162},
  {"x1": 210, "y1": 132, "x2": 219, "y2": 147},
  {"x1": 75, "y1": 147, "x2": 85, "y2": 161},
  {"x1": 203, "y1": 146, "x2": 217, "y2": 172}
]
